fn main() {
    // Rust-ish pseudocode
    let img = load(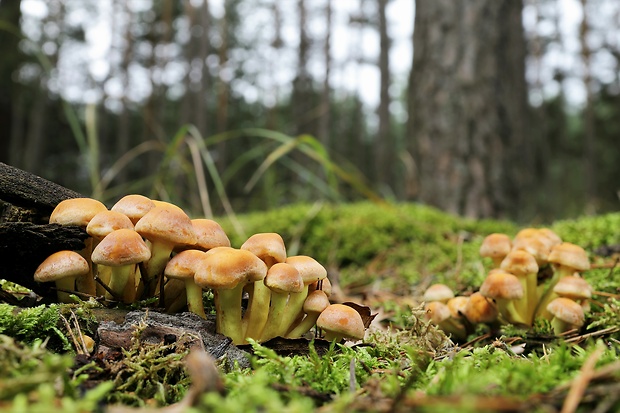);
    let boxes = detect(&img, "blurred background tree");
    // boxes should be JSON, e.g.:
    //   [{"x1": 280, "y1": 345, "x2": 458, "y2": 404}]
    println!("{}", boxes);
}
[{"x1": 0, "y1": 0, "x2": 618, "y2": 222}]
